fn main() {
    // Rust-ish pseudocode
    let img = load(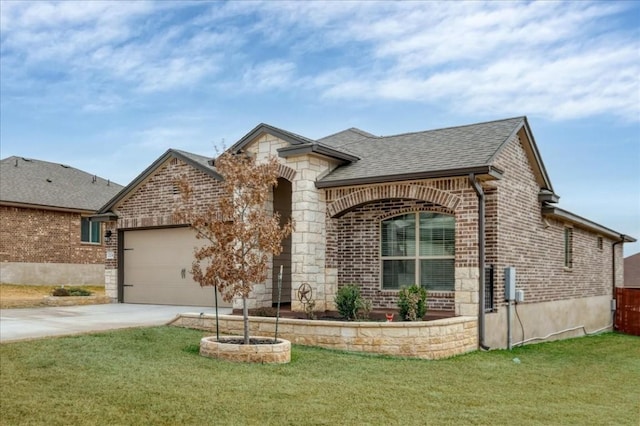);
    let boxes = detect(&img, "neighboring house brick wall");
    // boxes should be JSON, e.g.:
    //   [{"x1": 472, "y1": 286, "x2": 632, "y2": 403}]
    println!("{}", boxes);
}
[{"x1": 0, "y1": 205, "x2": 103, "y2": 264}]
